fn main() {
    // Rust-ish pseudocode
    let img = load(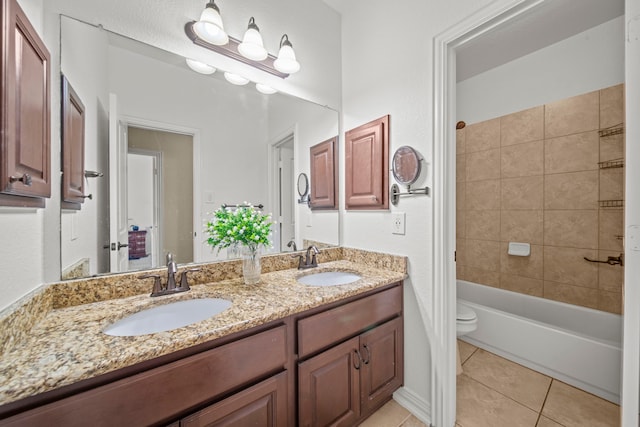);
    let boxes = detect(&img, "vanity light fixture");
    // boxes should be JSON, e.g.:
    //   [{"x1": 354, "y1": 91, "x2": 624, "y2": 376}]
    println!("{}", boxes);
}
[
  {"x1": 193, "y1": 1, "x2": 229, "y2": 46},
  {"x1": 185, "y1": 5, "x2": 299, "y2": 79},
  {"x1": 238, "y1": 17, "x2": 268, "y2": 61},
  {"x1": 185, "y1": 58, "x2": 216, "y2": 74},
  {"x1": 256, "y1": 83, "x2": 277, "y2": 94},
  {"x1": 274, "y1": 34, "x2": 300, "y2": 74},
  {"x1": 224, "y1": 72, "x2": 250, "y2": 85}
]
